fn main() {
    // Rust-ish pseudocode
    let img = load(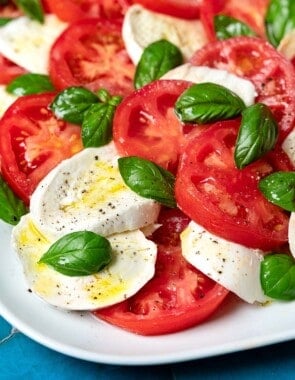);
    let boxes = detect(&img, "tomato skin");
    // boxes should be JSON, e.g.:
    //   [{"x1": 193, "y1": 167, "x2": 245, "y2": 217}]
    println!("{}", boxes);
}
[
  {"x1": 133, "y1": 0, "x2": 201, "y2": 19},
  {"x1": 175, "y1": 120, "x2": 289, "y2": 251},
  {"x1": 113, "y1": 79, "x2": 194, "y2": 172},
  {"x1": 190, "y1": 37, "x2": 295, "y2": 142},
  {"x1": 49, "y1": 17, "x2": 135, "y2": 97},
  {"x1": 94, "y1": 244, "x2": 228, "y2": 335},
  {"x1": 45, "y1": 0, "x2": 131, "y2": 22},
  {"x1": 0, "y1": 93, "x2": 83, "y2": 203},
  {"x1": 0, "y1": 54, "x2": 27, "y2": 85}
]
